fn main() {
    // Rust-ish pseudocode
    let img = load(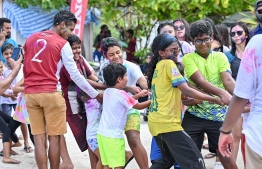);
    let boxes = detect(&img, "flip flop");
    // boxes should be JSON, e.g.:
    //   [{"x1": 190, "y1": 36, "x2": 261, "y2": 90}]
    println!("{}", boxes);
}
[
  {"x1": 204, "y1": 153, "x2": 216, "y2": 159},
  {"x1": 123, "y1": 155, "x2": 134, "y2": 169},
  {"x1": 24, "y1": 146, "x2": 33, "y2": 153}
]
